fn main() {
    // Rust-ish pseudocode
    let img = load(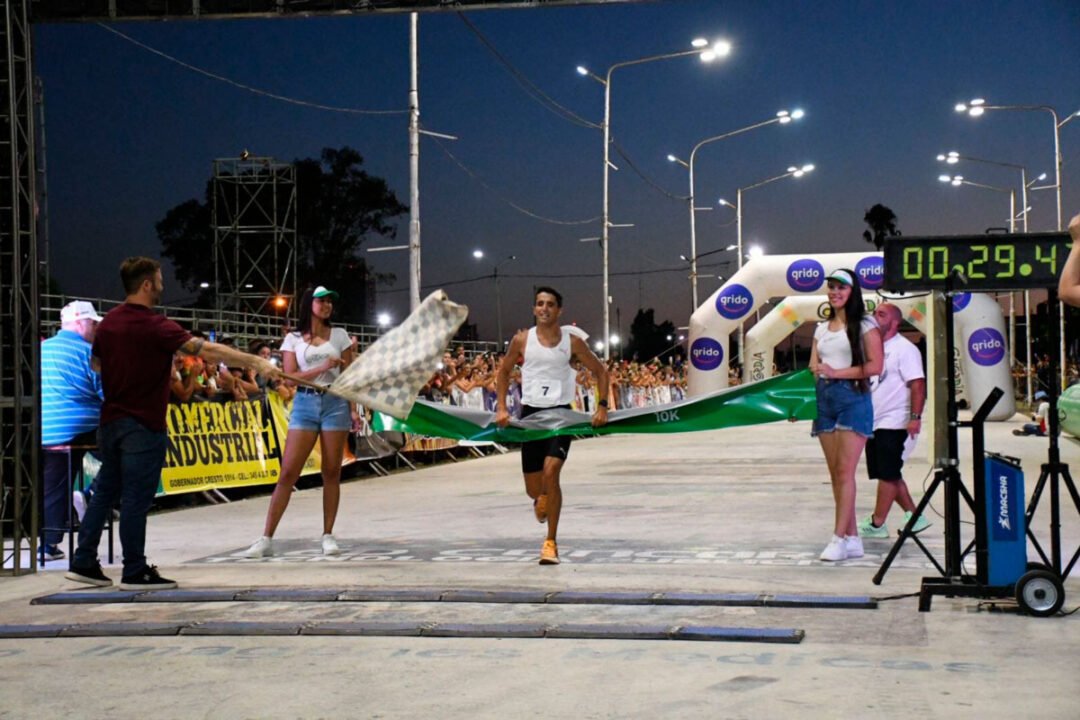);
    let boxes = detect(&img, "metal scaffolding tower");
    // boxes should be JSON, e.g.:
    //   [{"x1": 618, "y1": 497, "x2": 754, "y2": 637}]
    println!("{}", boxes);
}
[
  {"x1": 212, "y1": 156, "x2": 297, "y2": 318},
  {"x1": 1, "y1": 0, "x2": 40, "y2": 575}
]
